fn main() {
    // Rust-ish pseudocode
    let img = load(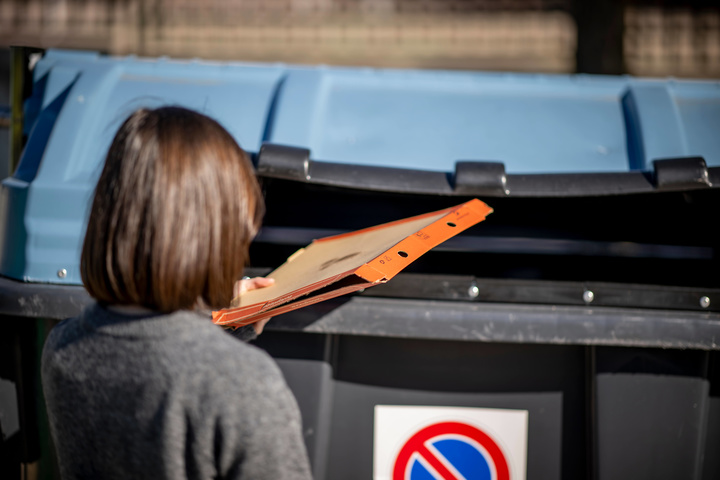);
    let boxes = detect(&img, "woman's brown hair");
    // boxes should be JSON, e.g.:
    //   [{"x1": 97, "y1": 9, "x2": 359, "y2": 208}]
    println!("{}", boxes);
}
[{"x1": 81, "y1": 106, "x2": 263, "y2": 311}]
